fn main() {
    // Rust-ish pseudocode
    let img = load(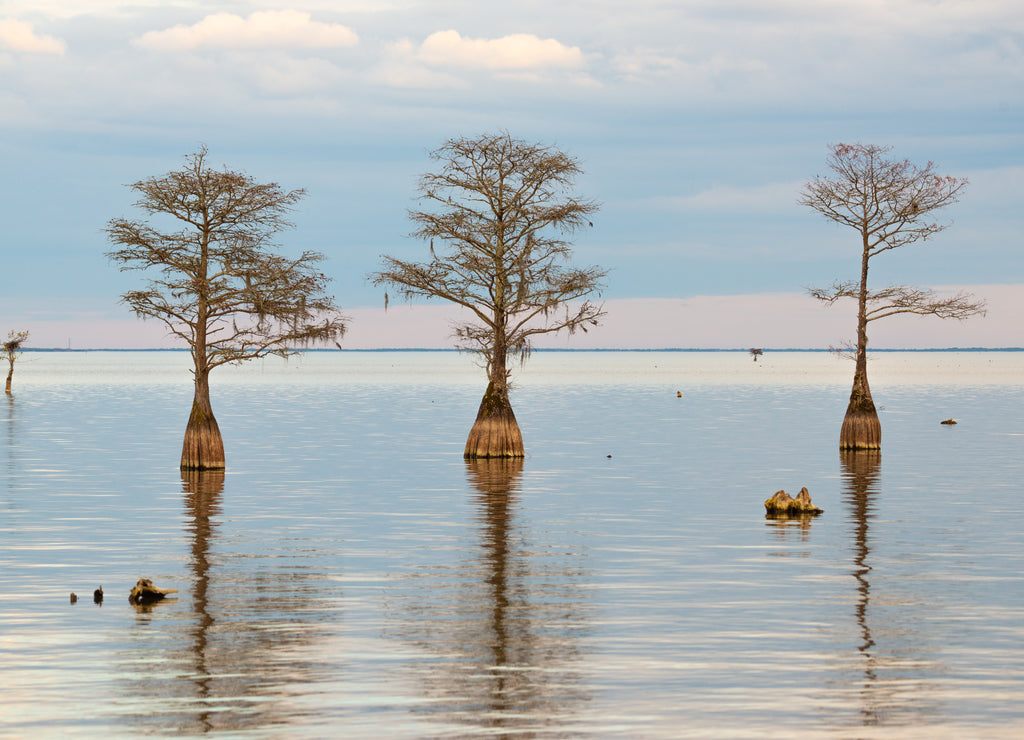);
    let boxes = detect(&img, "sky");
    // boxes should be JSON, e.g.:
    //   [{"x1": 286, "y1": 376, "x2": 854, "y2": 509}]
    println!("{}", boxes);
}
[{"x1": 1, "y1": 0, "x2": 1022, "y2": 349}]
